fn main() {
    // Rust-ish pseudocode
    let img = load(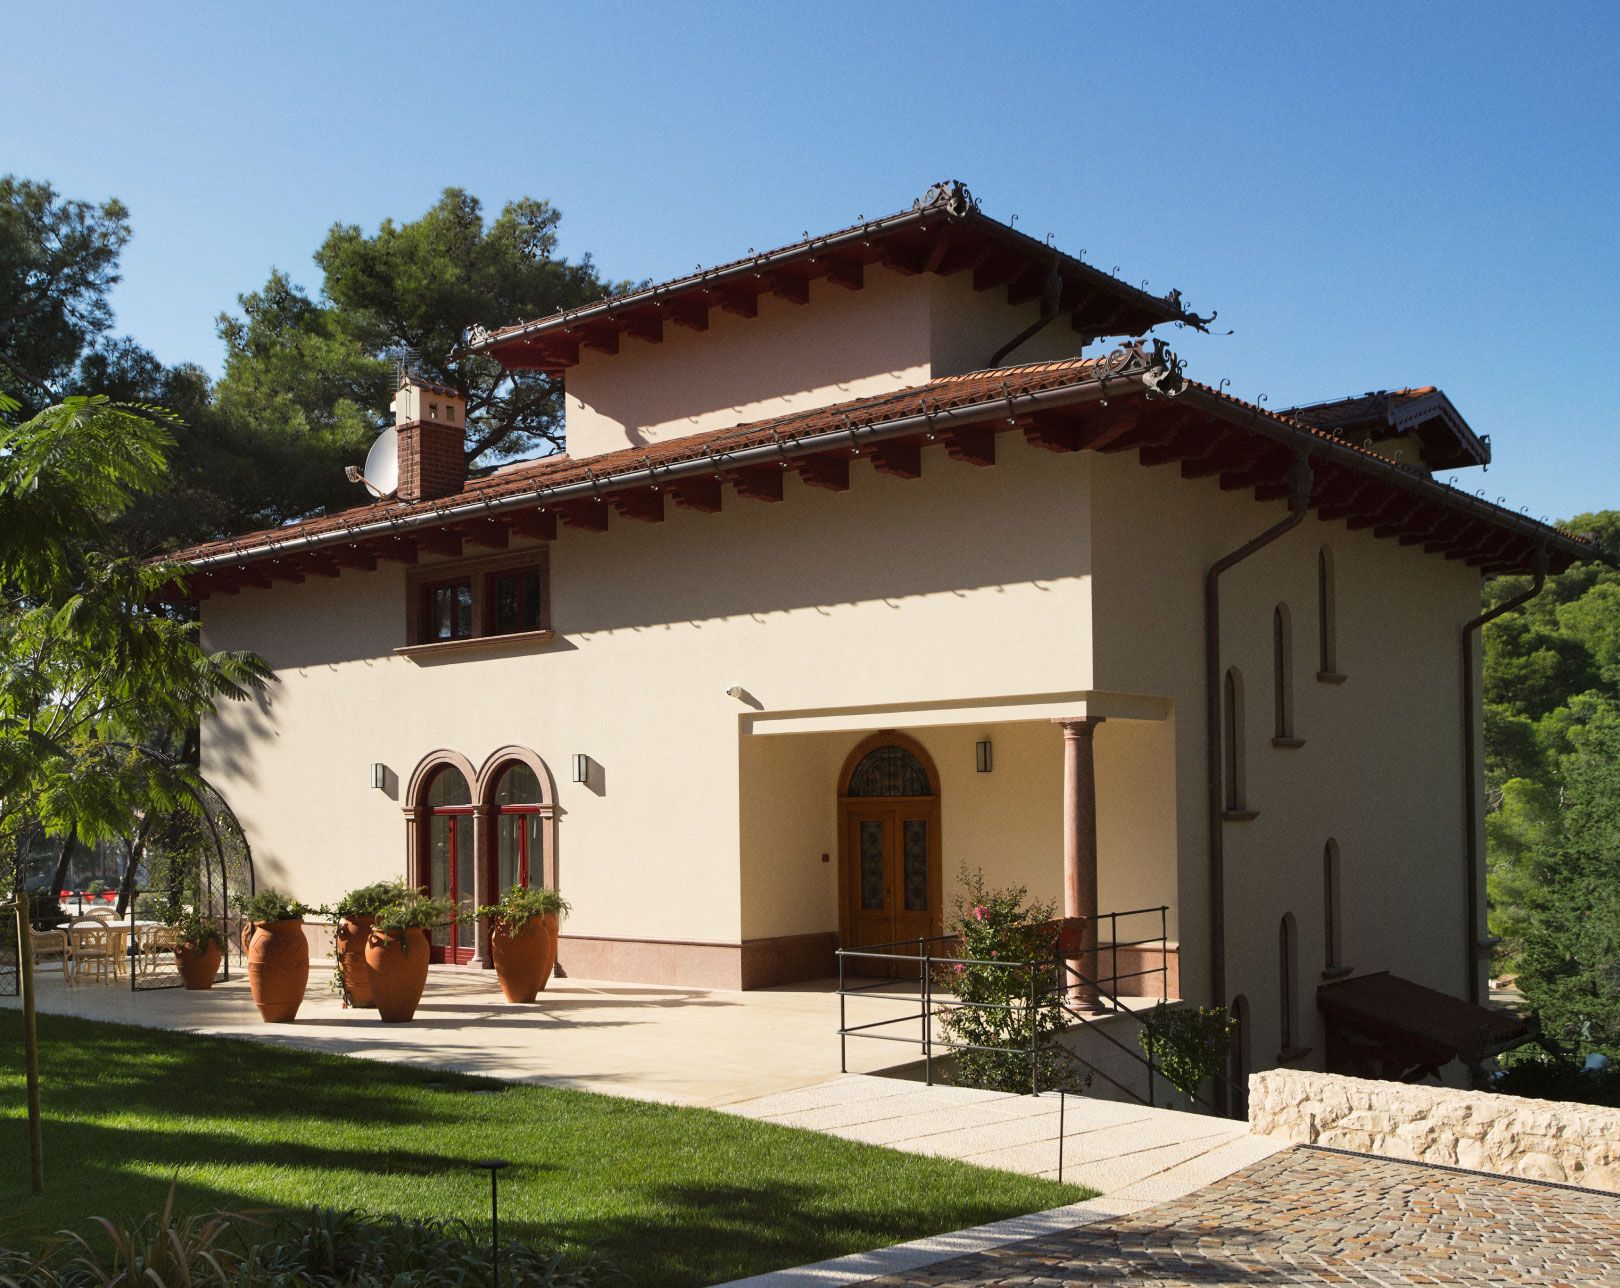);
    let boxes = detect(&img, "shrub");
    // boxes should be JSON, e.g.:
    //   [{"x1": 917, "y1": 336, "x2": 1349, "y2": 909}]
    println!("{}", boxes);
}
[
  {"x1": 1139, "y1": 1004, "x2": 1234, "y2": 1111},
  {"x1": 234, "y1": 889, "x2": 310, "y2": 925},
  {"x1": 332, "y1": 880, "x2": 411, "y2": 923},
  {"x1": 372, "y1": 892, "x2": 458, "y2": 945},
  {"x1": 934, "y1": 867, "x2": 1087, "y2": 1095},
  {"x1": 1493, "y1": 1052, "x2": 1620, "y2": 1109},
  {"x1": 168, "y1": 908, "x2": 227, "y2": 954},
  {"x1": 477, "y1": 884, "x2": 570, "y2": 934}
]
